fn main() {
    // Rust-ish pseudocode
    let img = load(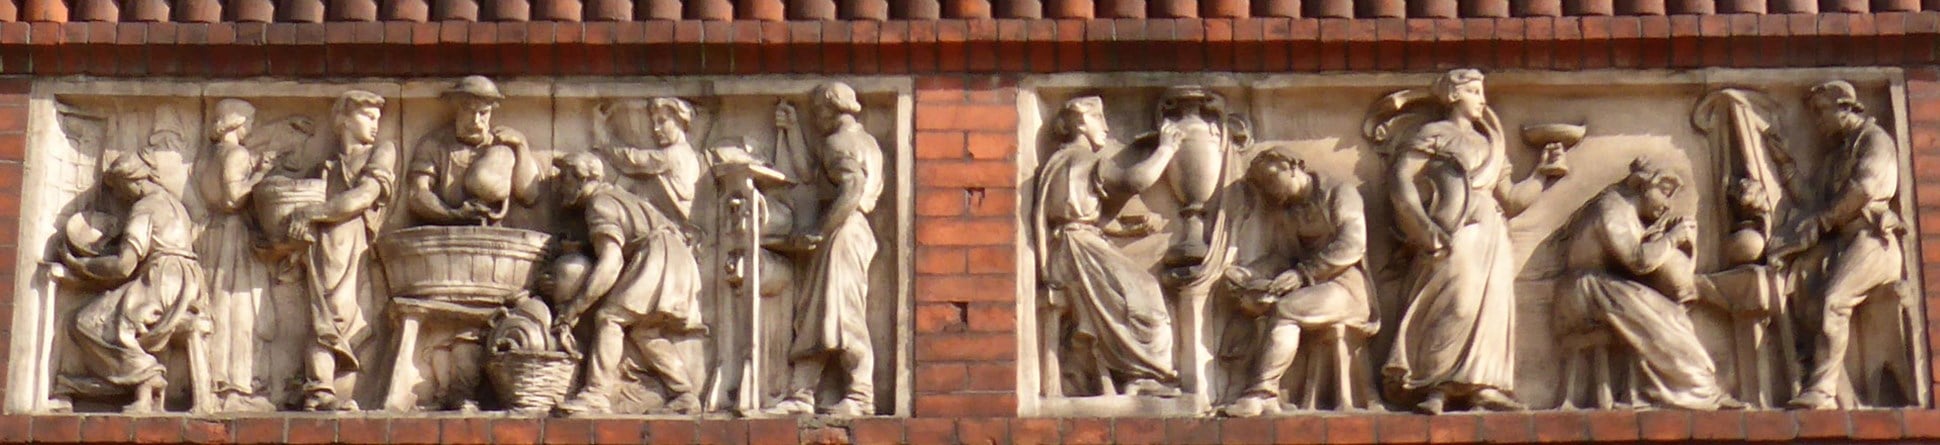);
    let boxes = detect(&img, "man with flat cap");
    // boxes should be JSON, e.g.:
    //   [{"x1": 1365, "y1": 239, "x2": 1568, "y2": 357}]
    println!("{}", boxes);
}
[
  {"x1": 407, "y1": 75, "x2": 544, "y2": 227},
  {"x1": 1782, "y1": 80, "x2": 1909, "y2": 409}
]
